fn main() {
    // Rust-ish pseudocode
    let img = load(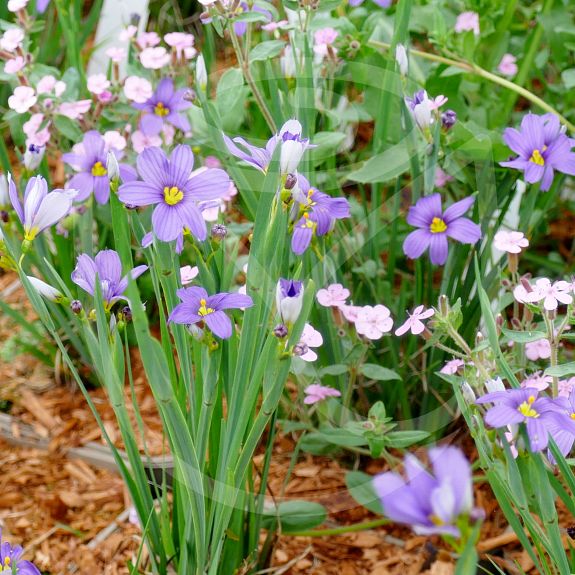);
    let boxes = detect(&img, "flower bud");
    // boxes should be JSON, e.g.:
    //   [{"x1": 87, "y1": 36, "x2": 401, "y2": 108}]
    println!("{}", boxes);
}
[
  {"x1": 438, "y1": 294, "x2": 450, "y2": 316},
  {"x1": 395, "y1": 43, "x2": 408, "y2": 77},
  {"x1": 273, "y1": 323, "x2": 288, "y2": 338},
  {"x1": 276, "y1": 278, "x2": 304, "y2": 325},
  {"x1": 0, "y1": 174, "x2": 9, "y2": 208},
  {"x1": 0, "y1": 211, "x2": 8, "y2": 224},
  {"x1": 70, "y1": 300, "x2": 83, "y2": 314},
  {"x1": 293, "y1": 342, "x2": 309, "y2": 357},
  {"x1": 24, "y1": 145, "x2": 45, "y2": 171},
  {"x1": 460, "y1": 381, "x2": 476, "y2": 404},
  {"x1": 106, "y1": 151, "x2": 120, "y2": 183},
  {"x1": 284, "y1": 173, "x2": 297, "y2": 190},
  {"x1": 485, "y1": 377, "x2": 505, "y2": 393},
  {"x1": 211, "y1": 223, "x2": 227, "y2": 239},
  {"x1": 27, "y1": 276, "x2": 63, "y2": 302},
  {"x1": 441, "y1": 109, "x2": 457, "y2": 131},
  {"x1": 196, "y1": 54, "x2": 208, "y2": 92},
  {"x1": 121, "y1": 305, "x2": 132, "y2": 322}
]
